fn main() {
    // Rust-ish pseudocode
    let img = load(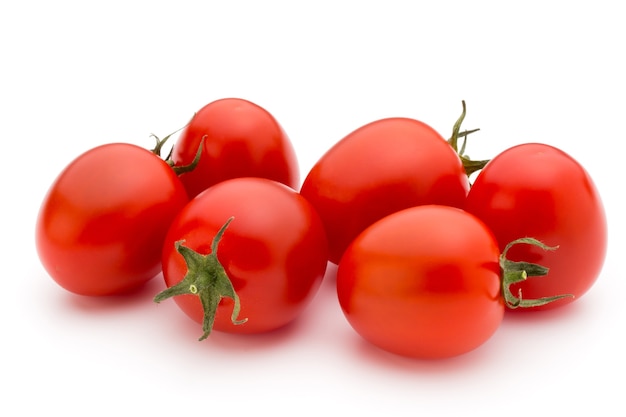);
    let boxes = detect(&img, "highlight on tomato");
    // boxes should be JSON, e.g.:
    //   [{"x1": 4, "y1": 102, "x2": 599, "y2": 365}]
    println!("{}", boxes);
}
[
  {"x1": 300, "y1": 101, "x2": 488, "y2": 265},
  {"x1": 336, "y1": 205, "x2": 569, "y2": 359},
  {"x1": 154, "y1": 177, "x2": 329, "y2": 340},
  {"x1": 36, "y1": 143, "x2": 189, "y2": 296},
  {"x1": 464, "y1": 142, "x2": 607, "y2": 311},
  {"x1": 169, "y1": 97, "x2": 300, "y2": 199}
]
